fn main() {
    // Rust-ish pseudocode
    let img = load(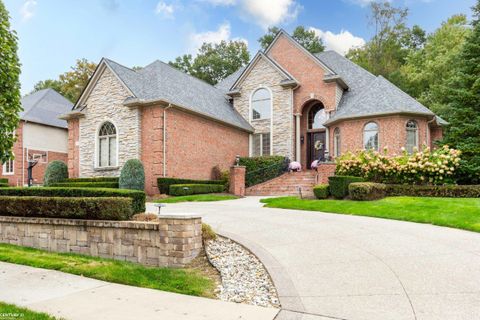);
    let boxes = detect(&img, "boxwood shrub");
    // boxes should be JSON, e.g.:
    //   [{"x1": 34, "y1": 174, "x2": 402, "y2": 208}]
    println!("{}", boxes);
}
[
  {"x1": 0, "y1": 187, "x2": 145, "y2": 213},
  {"x1": 328, "y1": 176, "x2": 365, "y2": 199},
  {"x1": 169, "y1": 184, "x2": 224, "y2": 196},
  {"x1": 158, "y1": 177, "x2": 224, "y2": 195},
  {"x1": 0, "y1": 183, "x2": 8, "y2": 188},
  {"x1": 66, "y1": 177, "x2": 119, "y2": 183},
  {"x1": 49, "y1": 182, "x2": 119, "y2": 189},
  {"x1": 313, "y1": 184, "x2": 330, "y2": 199},
  {"x1": 0, "y1": 196, "x2": 133, "y2": 220},
  {"x1": 43, "y1": 161, "x2": 68, "y2": 186},
  {"x1": 349, "y1": 182, "x2": 387, "y2": 201},
  {"x1": 385, "y1": 184, "x2": 480, "y2": 198},
  {"x1": 0, "y1": 178, "x2": 8, "y2": 183}
]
